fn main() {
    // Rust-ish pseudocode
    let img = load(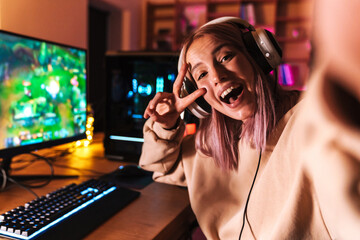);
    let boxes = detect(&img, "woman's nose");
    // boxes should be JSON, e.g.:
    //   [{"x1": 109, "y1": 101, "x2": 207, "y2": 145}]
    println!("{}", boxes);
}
[{"x1": 211, "y1": 66, "x2": 227, "y2": 85}]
